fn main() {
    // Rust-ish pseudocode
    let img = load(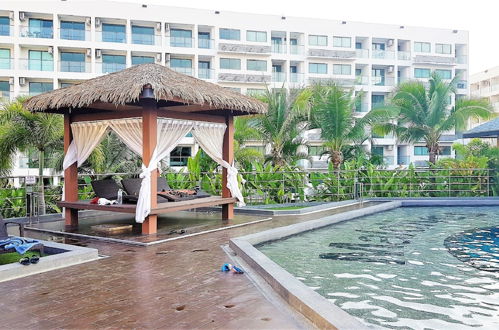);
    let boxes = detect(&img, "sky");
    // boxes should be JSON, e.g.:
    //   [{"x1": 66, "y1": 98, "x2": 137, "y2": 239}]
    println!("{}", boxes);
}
[{"x1": 119, "y1": 0, "x2": 499, "y2": 75}]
